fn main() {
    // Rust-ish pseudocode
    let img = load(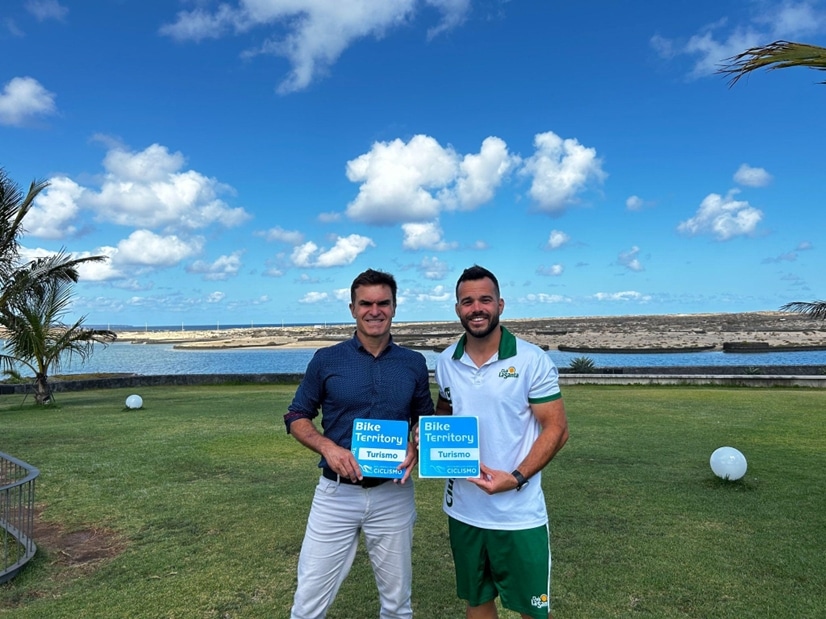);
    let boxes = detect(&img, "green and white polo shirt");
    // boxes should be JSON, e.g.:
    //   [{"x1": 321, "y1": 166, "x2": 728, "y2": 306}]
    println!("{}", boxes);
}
[{"x1": 435, "y1": 326, "x2": 562, "y2": 530}]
